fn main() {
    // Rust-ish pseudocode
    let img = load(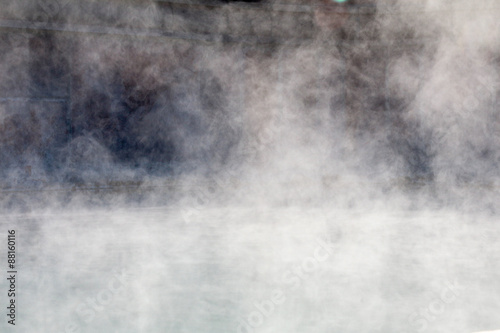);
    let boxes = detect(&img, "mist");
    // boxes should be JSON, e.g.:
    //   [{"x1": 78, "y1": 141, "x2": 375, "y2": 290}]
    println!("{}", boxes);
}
[{"x1": 0, "y1": 0, "x2": 499, "y2": 332}]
